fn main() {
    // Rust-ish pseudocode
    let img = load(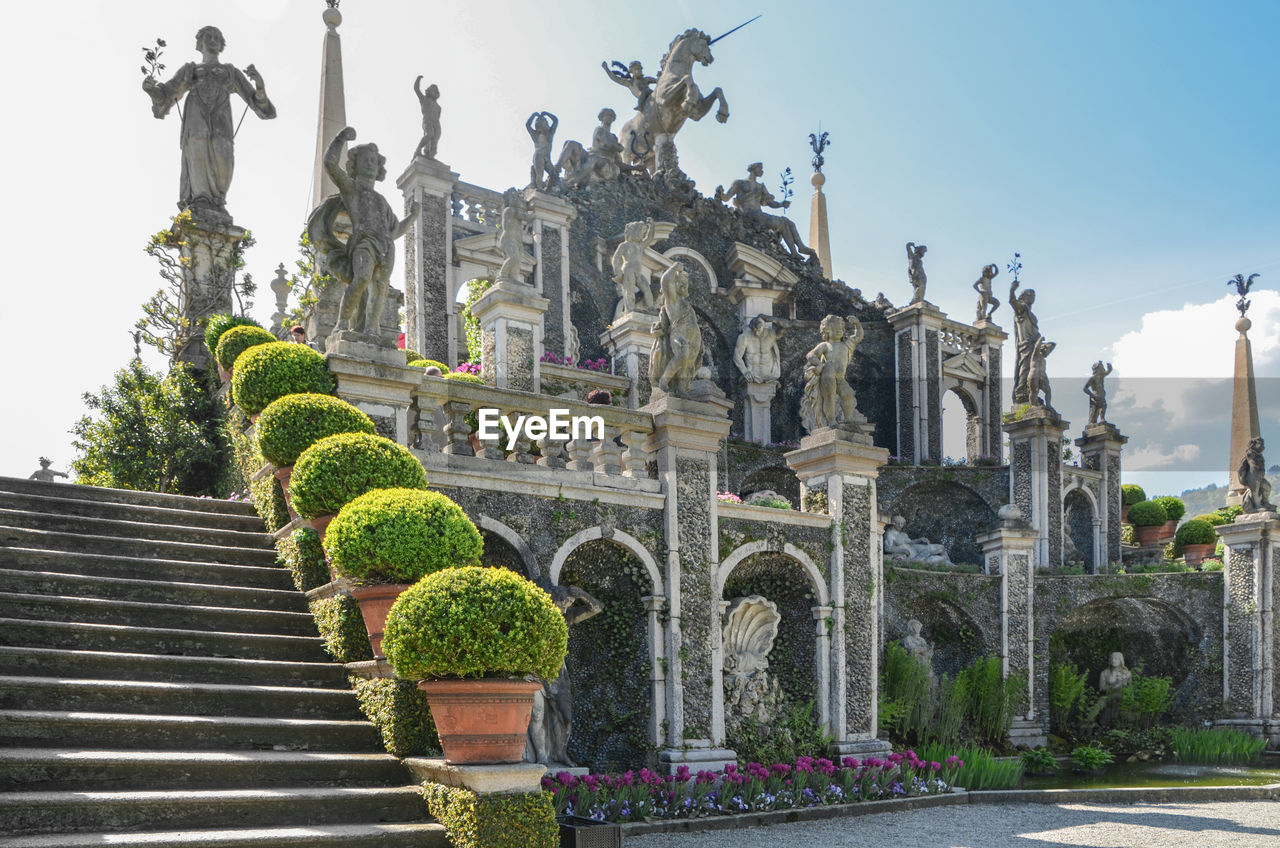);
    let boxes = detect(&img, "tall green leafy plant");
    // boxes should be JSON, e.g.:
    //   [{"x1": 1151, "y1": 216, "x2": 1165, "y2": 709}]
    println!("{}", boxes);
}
[
  {"x1": 958, "y1": 656, "x2": 1025, "y2": 747},
  {"x1": 461, "y1": 278, "x2": 493, "y2": 364}
]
